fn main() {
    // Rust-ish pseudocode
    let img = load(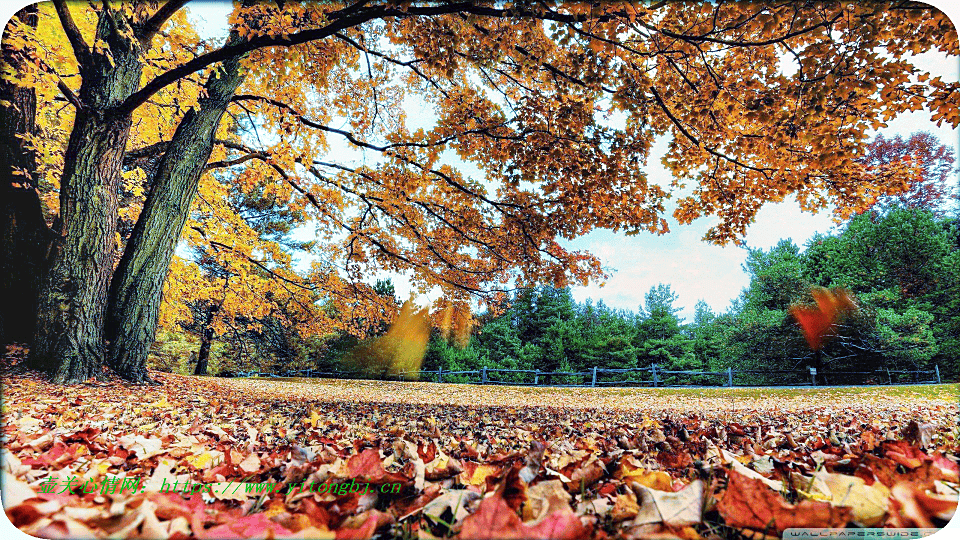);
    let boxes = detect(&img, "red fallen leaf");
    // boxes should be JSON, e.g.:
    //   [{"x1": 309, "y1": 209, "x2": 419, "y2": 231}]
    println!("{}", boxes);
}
[
  {"x1": 888, "y1": 482, "x2": 957, "y2": 528},
  {"x1": 394, "y1": 483, "x2": 443, "y2": 519},
  {"x1": 853, "y1": 464, "x2": 879, "y2": 486},
  {"x1": 858, "y1": 454, "x2": 947, "y2": 490},
  {"x1": 460, "y1": 493, "x2": 591, "y2": 539},
  {"x1": 717, "y1": 469, "x2": 851, "y2": 533},
  {"x1": 31, "y1": 520, "x2": 72, "y2": 538},
  {"x1": 882, "y1": 440, "x2": 928, "y2": 469},
  {"x1": 38, "y1": 442, "x2": 87, "y2": 468},
  {"x1": 524, "y1": 510, "x2": 590, "y2": 540},
  {"x1": 460, "y1": 495, "x2": 525, "y2": 539},
  {"x1": 64, "y1": 426, "x2": 101, "y2": 444},
  {"x1": 932, "y1": 454, "x2": 959, "y2": 482},
  {"x1": 18, "y1": 456, "x2": 44, "y2": 468},
  {"x1": 299, "y1": 497, "x2": 334, "y2": 529},
  {"x1": 151, "y1": 492, "x2": 214, "y2": 533},
  {"x1": 335, "y1": 512, "x2": 379, "y2": 540},
  {"x1": 657, "y1": 449, "x2": 692, "y2": 470},
  {"x1": 34, "y1": 490, "x2": 81, "y2": 505},
  {"x1": 458, "y1": 440, "x2": 481, "y2": 460},
  {"x1": 597, "y1": 481, "x2": 619, "y2": 497},
  {"x1": 6, "y1": 503, "x2": 45, "y2": 528},
  {"x1": 320, "y1": 488, "x2": 374, "y2": 521},
  {"x1": 197, "y1": 511, "x2": 294, "y2": 539},
  {"x1": 418, "y1": 440, "x2": 437, "y2": 463},
  {"x1": 201, "y1": 462, "x2": 235, "y2": 483},
  {"x1": 914, "y1": 488, "x2": 959, "y2": 521},
  {"x1": 107, "y1": 446, "x2": 131, "y2": 461},
  {"x1": 499, "y1": 462, "x2": 528, "y2": 512},
  {"x1": 727, "y1": 424, "x2": 746, "y2": 436},
  {"x1": 345, "y1": 448, "x2": 408, "y2": 485}
]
